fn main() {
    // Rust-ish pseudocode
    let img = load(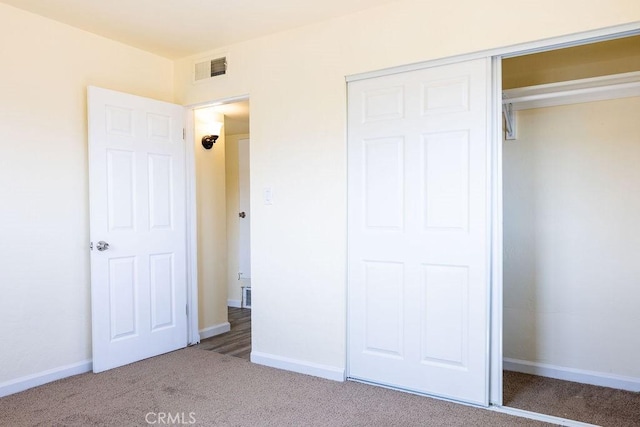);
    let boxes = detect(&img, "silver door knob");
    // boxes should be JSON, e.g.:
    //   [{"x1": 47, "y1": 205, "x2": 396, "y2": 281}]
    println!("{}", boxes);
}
[{"x1": 96, "y1": 241, "x2": 110, "y2": 251}]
